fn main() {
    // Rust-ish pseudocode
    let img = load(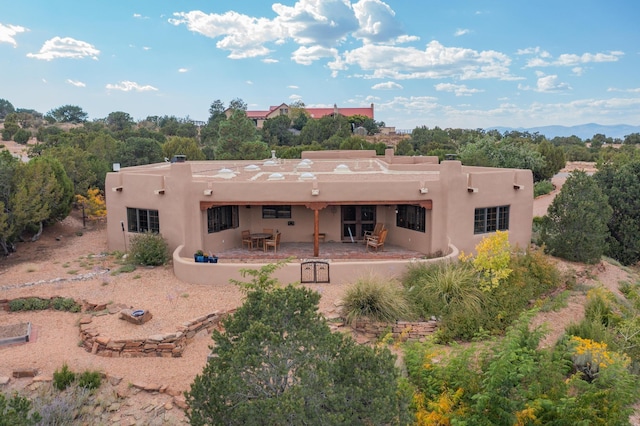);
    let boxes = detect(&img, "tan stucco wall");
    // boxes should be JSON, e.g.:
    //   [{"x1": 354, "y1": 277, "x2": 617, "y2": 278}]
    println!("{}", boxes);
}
[{"x1": 105, "y1": 151, "x2": 533, "y2": 284}]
